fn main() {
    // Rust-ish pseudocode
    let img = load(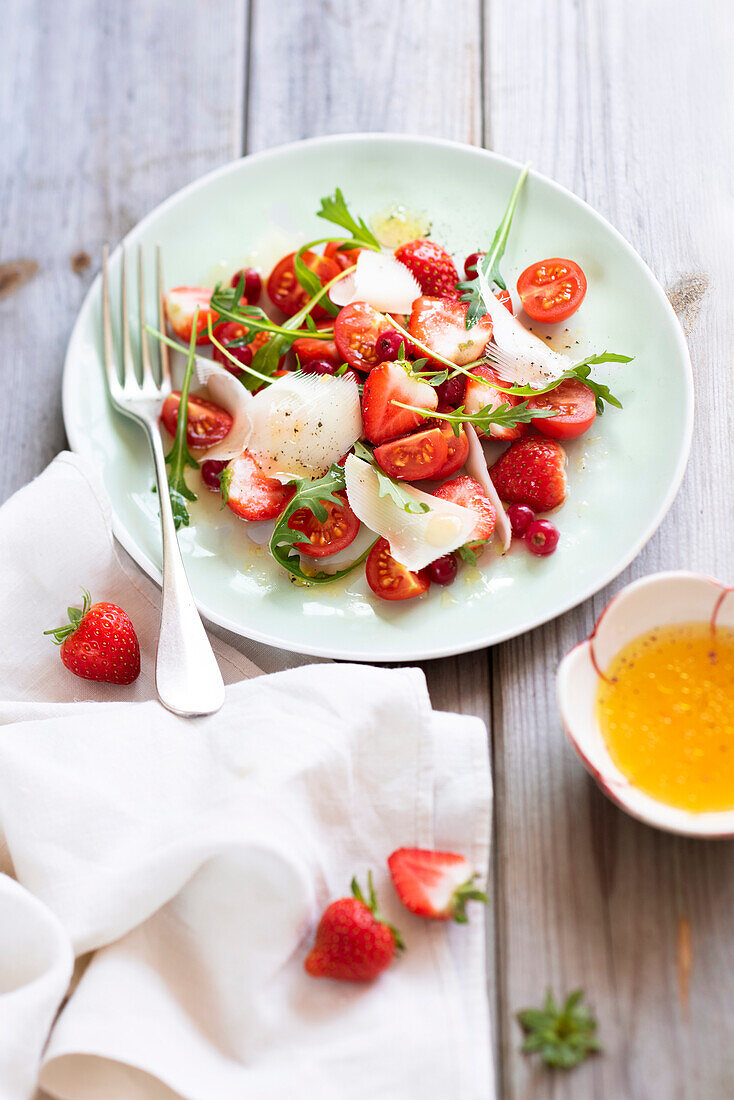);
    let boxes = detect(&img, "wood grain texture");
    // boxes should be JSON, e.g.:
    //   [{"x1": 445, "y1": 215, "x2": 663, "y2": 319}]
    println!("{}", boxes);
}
[
  {"x1": 3, "y1": 1, "x2": 734, "y2": 1096},
  {"x1": 485, "y1": 2, "x2": 734, "y2": 1097},
  {"x1": 245, "y1": 0, "x2": 483, "y2": 151},
  {"x1": 246, "y1": 0, "x2": 497, "y2": 1067},
  {"x1": 0, "y1": 0, "x2": 245, "y2": 505}
]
